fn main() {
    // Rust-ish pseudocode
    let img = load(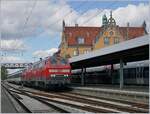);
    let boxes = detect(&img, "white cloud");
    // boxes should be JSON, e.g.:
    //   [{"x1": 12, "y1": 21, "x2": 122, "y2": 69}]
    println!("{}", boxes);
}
[
  {"x1": 113, "y1": 3, "x2": 150, "y2": 32},
  {"x1": 2, "y1": 1, "x2": 149, "y2": 39},
  {"x1": 1, "y1": 0, "x2": 77, "y2": 39},
  {"x1": 1, "y1": 39, "x2": 27, "y2": 51},
  {"x1": 77, "y1": 3, "x2": 150, "y2": 32},
  {"x1": 33, "y1": 48, "x2": 58, "y2": 58},
  {"x1": 0, "y1": 56, "x2": 27, "y2": 63},
  {"x1": 1, "y1": 1, "x2": 149, "y2": 53}
]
